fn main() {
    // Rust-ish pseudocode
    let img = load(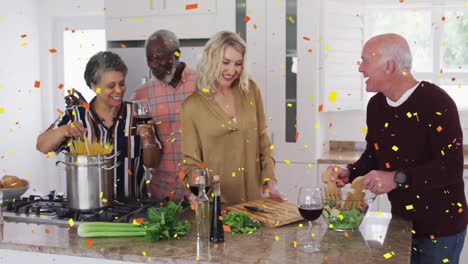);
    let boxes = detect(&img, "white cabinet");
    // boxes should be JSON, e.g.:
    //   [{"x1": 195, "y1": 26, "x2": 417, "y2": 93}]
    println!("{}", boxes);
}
[{"x1": 105, "y1": 0, "x2": 235, "y2": 40}]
